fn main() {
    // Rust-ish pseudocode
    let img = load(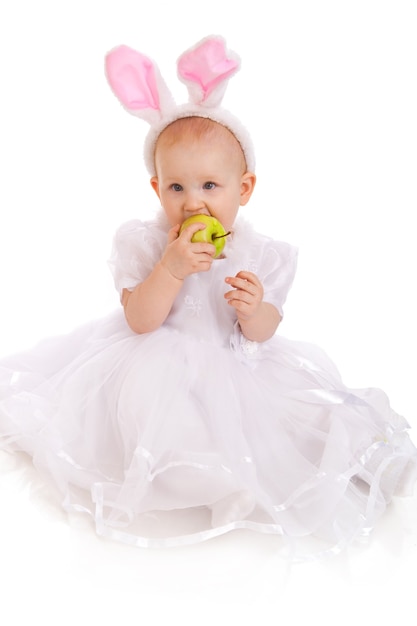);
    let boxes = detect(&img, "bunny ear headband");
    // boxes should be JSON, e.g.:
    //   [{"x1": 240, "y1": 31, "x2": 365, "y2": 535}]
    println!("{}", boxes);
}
[{"x1": 105, "y1": 35, "x2": 255, "y2": 176}]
